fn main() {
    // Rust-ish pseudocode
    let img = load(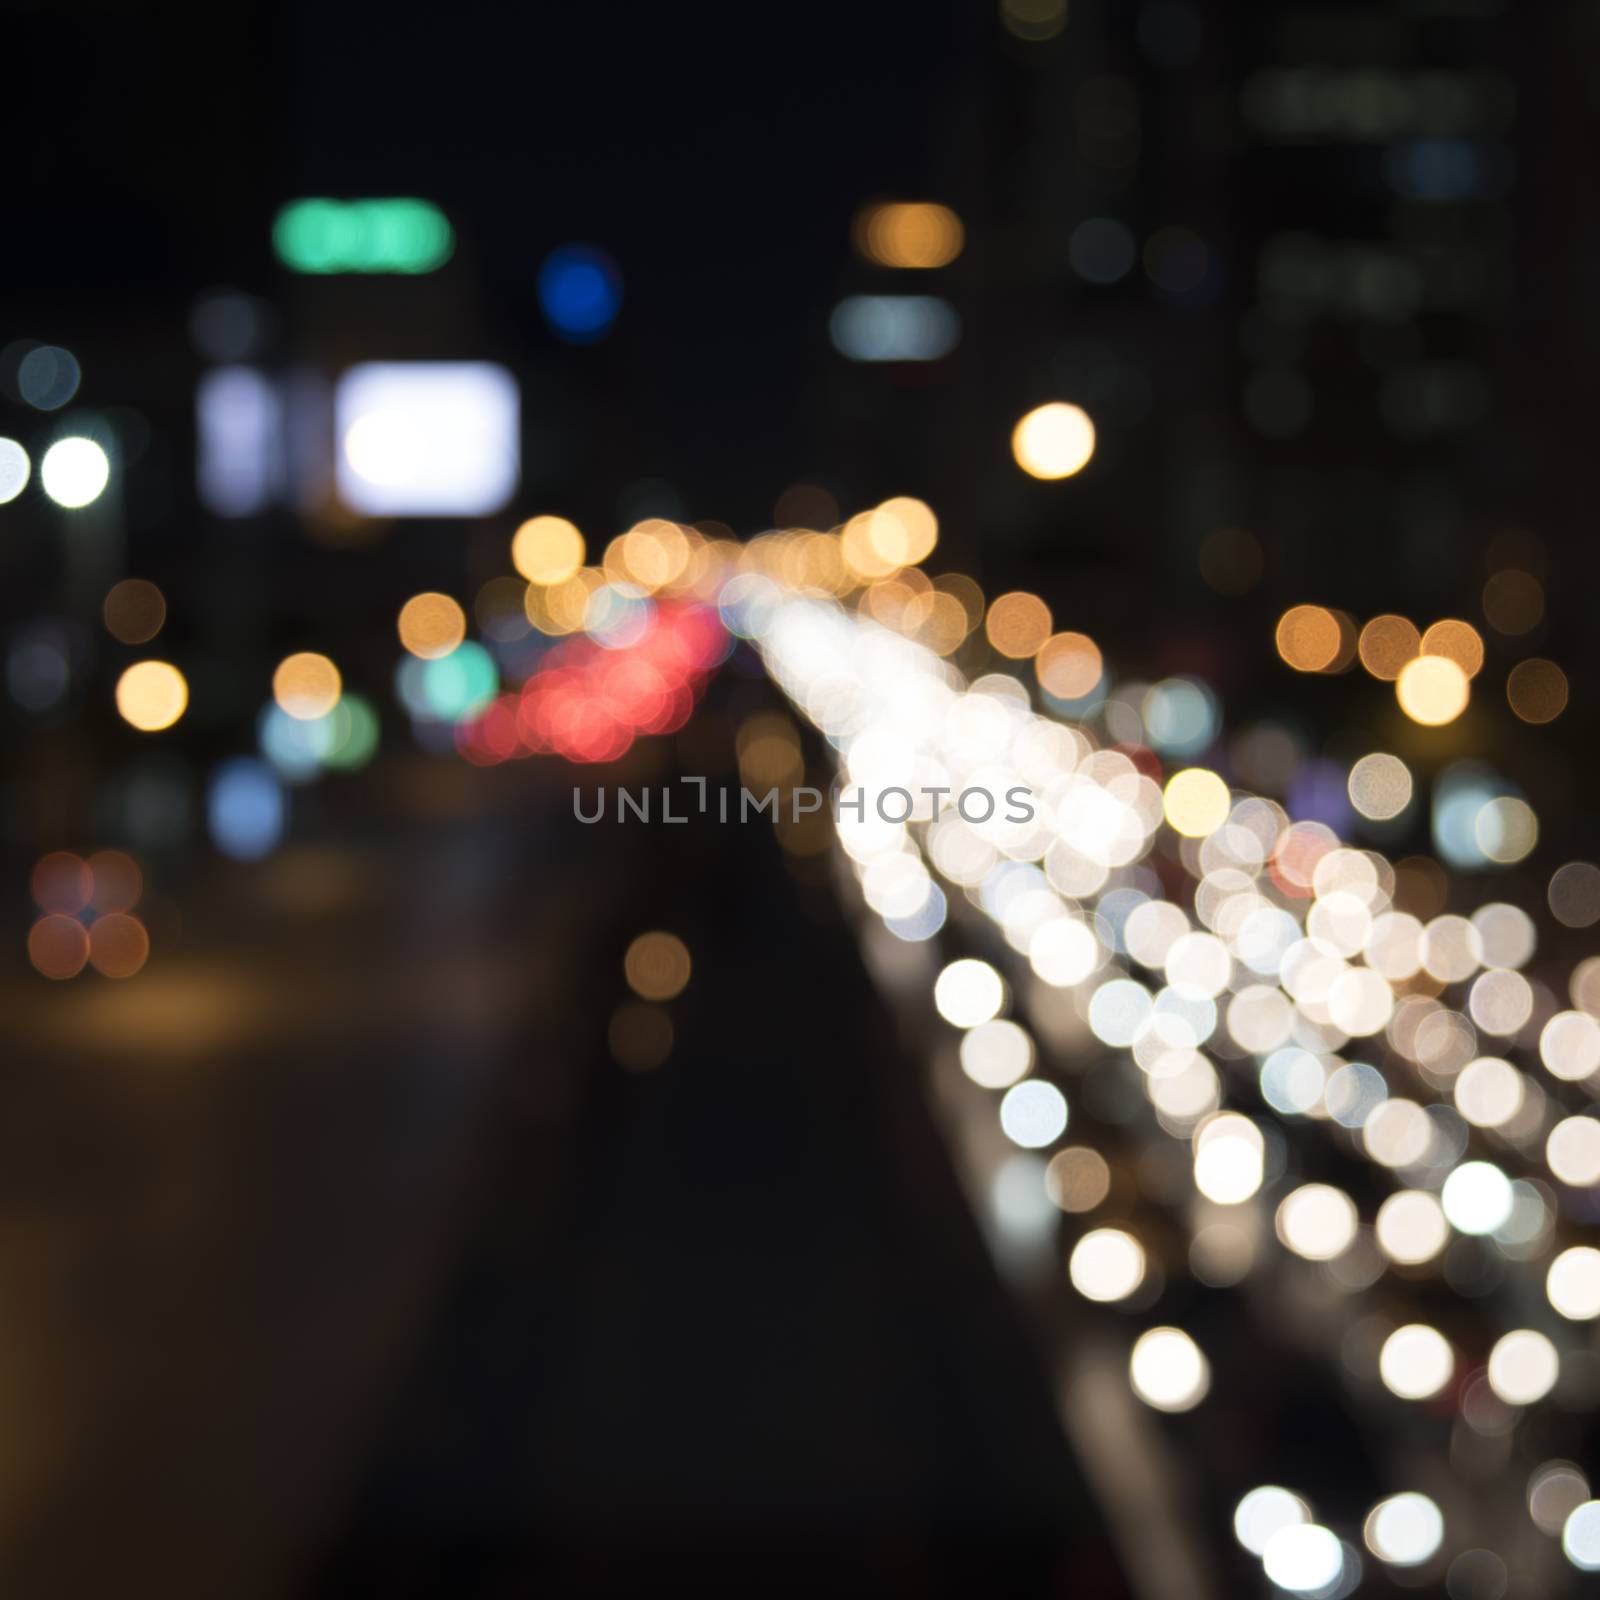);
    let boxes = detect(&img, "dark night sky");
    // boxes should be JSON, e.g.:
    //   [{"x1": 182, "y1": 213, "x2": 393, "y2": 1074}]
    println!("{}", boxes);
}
[{"x1": 13, "y1": 0, "x2": 982, "y2": 527}]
